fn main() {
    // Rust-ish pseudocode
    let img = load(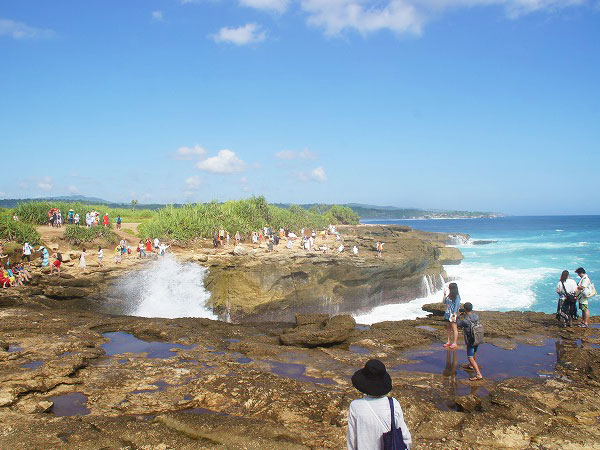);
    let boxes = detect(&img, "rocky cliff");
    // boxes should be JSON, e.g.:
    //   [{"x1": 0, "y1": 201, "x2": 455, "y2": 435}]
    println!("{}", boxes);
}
[{"x1": 201, "y1": 225, "x2": 463, "y2": 321}]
